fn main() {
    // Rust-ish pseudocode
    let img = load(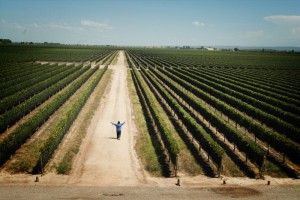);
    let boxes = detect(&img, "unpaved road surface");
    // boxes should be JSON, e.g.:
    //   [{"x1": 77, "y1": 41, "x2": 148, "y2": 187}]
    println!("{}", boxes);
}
[
  {"x1": 0, "y1": 184, "x2": 300, "y2": 200},
  {"x1": 68, "y1": 51, "x2": 146, "y2": 186}
]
